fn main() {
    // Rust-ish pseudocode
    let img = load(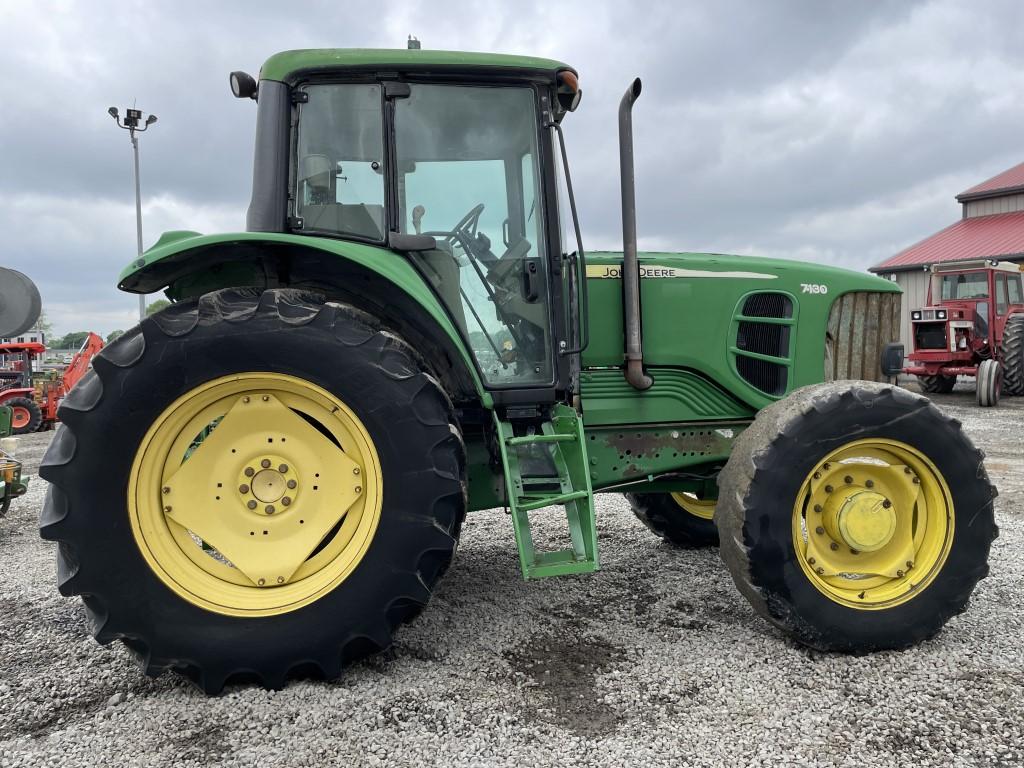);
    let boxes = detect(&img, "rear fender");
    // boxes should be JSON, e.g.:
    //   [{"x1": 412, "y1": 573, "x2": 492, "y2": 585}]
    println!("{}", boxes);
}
[{"x1": 118, "y1": 231, "x2": 489, "y2": 405}]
